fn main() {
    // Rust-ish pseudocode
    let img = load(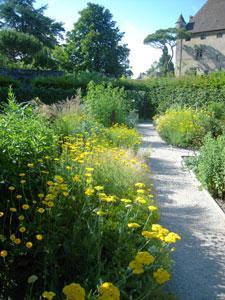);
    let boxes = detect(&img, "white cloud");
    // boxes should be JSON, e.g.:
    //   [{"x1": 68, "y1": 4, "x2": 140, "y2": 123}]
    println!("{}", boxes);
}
[{"x1": 122, "y1": 23, "x2": 161, "y2": 78}]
